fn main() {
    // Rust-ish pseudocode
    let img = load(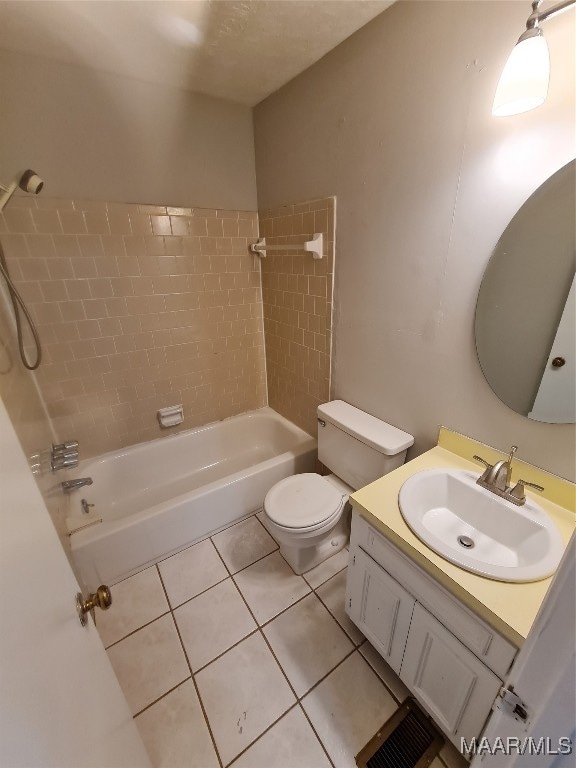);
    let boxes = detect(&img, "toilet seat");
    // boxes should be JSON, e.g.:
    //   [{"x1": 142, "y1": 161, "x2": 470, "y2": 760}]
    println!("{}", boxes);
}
[{"x1": 264, "y1": 473, "x2": 346, "y2": 531}]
